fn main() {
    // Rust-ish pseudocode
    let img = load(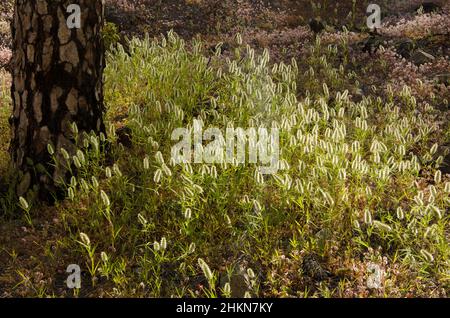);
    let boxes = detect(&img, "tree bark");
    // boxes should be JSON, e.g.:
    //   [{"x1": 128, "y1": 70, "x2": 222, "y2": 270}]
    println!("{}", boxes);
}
[{"x1": 10, "y1": 0, "x2": 105, "y2": 199}]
